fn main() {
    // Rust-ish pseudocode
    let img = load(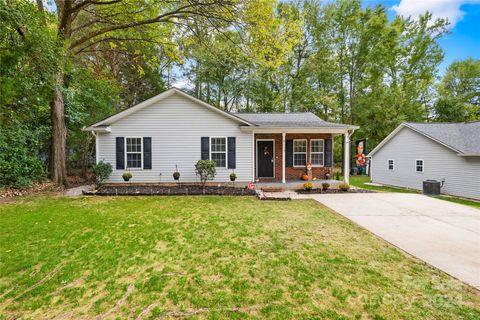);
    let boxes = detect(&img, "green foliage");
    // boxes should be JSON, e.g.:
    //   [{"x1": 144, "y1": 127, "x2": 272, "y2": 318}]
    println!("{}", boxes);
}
[
  {"x1": 92, "y1": 162, "x2": 113, "y2": 187},
  {"x1": 0, "y1": 125, "x2": 46, "y2": 187},
  {"x1": 335, "y1": 171, "x2": 341, "y2": 181},
  {"x1": 122, "y1": 172, "x2": 133, "y2": 182},
  {"x1": 322, "y1": 183, "x2": 330, "y2": 191},
  {"x1": 230, "y1": 172, "x2": 237, "y2": 181},
  {"x1": 195, "y1": 160, "x2": 216, "y2": 187},
  {"x1": 434, "y1": 58, "x2": 480, "y2": 121}
]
